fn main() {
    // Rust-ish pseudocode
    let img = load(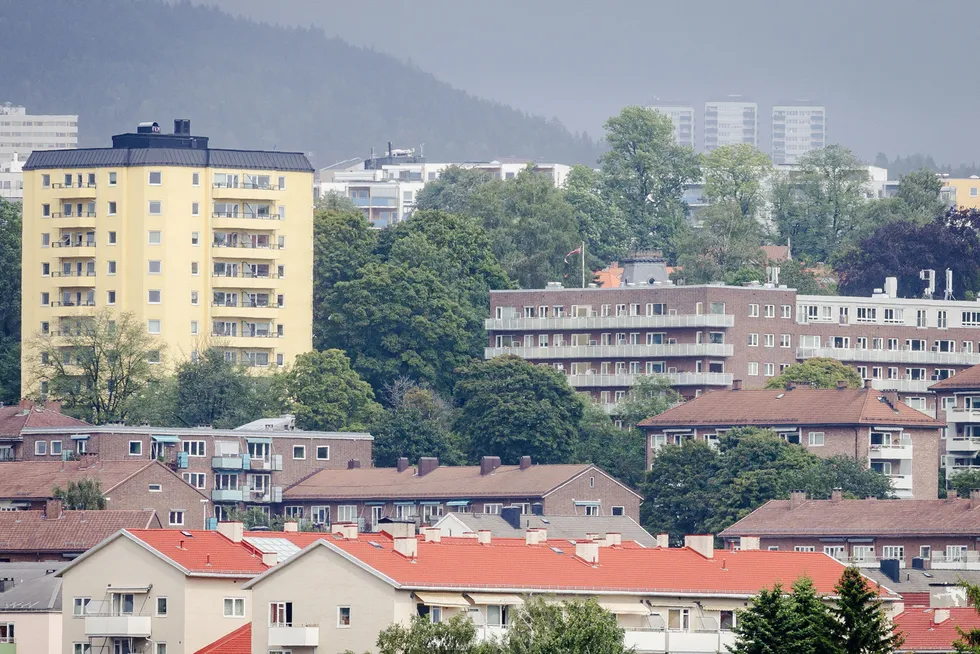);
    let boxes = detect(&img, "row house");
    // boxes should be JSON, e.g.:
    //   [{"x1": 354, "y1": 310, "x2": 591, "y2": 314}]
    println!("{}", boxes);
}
[
  {"x1": 280, "y1": 456, "x2": 642, "y2": 530},
  {"x1": 720, "y1": 491, "x2": 980, "y2": 572},
  {"x1": 239, "y1": 523, "x2": 893, "y2": 654},
  {"x1": 15, "y1": 423, "x2": 372, "y2": 522},
  {"x1": 930, "y1": 363, "x2": 980, "y2": 479},
  {"x1": 636, "y1": 386, "x2": 944, "y2": 499},
  {"x1": 0, "y1": 404, "x2": 89, "y2": 462},
  {"x1": 486, "y1": 278, "x2": 980, "y2": 415}
]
